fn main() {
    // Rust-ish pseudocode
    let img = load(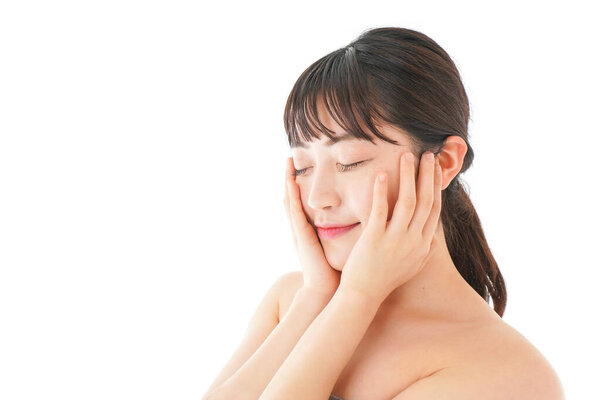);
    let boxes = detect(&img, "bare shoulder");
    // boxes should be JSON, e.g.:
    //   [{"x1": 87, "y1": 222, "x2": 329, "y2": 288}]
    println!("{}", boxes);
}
[
  {"x1": 276, "y1": 270, "x2": 304, "y2": 321},
  {"x1": 460, "y1": 318, "x2": 565, "y2": 399},
  {"x1": 397, "y1": 316, "x2": 564, "y2": 399}
]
